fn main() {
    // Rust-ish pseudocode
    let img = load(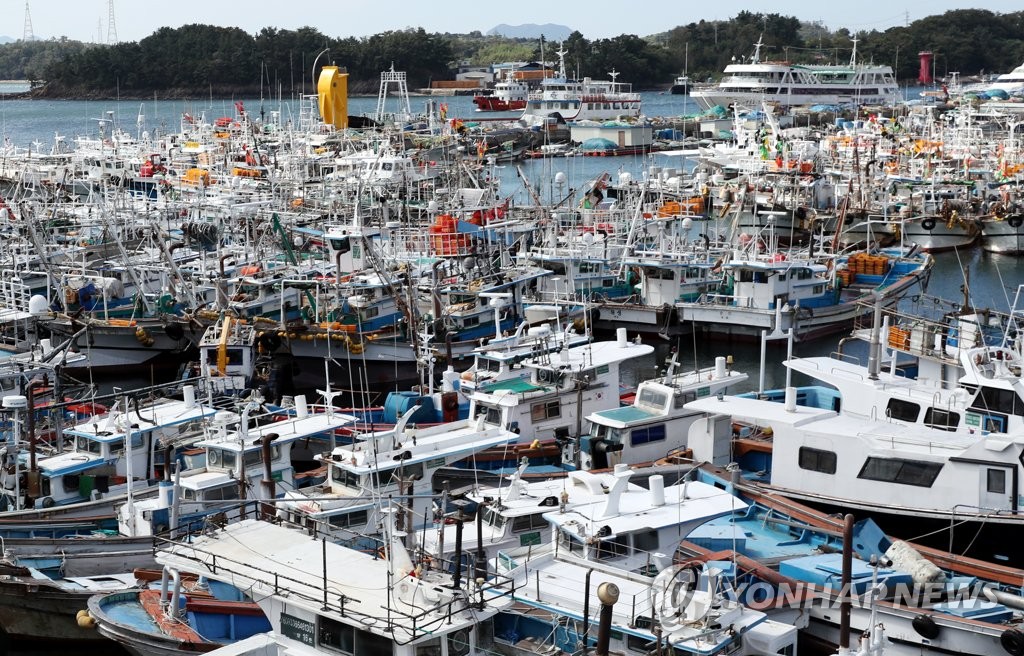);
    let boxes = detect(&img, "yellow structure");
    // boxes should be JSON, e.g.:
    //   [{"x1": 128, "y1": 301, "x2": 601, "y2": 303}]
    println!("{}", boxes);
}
[{"x1": 317, "y1": 65, "x2": 348, "y2": 129}]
